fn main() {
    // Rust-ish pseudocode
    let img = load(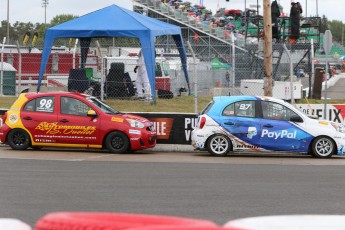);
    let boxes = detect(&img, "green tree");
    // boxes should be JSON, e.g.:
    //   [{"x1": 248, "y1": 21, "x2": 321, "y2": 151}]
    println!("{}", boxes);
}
[
  {"x1": 44, "y1": 14, "x2": 78, "y2": 46},
  {"x1": 319, "y1": 15, "x2": 329, "y2": 33},
  {"x1": 328, "y1": 20, "x2": 344, "y2": 43},
  {"x1": 49, "y1": 14, "x2": 78, "y2": 27}
]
